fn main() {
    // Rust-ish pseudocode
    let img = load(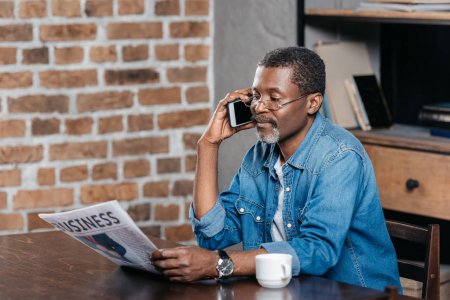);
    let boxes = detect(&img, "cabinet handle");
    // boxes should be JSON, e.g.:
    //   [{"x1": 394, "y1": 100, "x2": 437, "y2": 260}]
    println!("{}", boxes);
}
[{"x1": 406, "y1": 179, "x2": 420, "y2": 190}]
